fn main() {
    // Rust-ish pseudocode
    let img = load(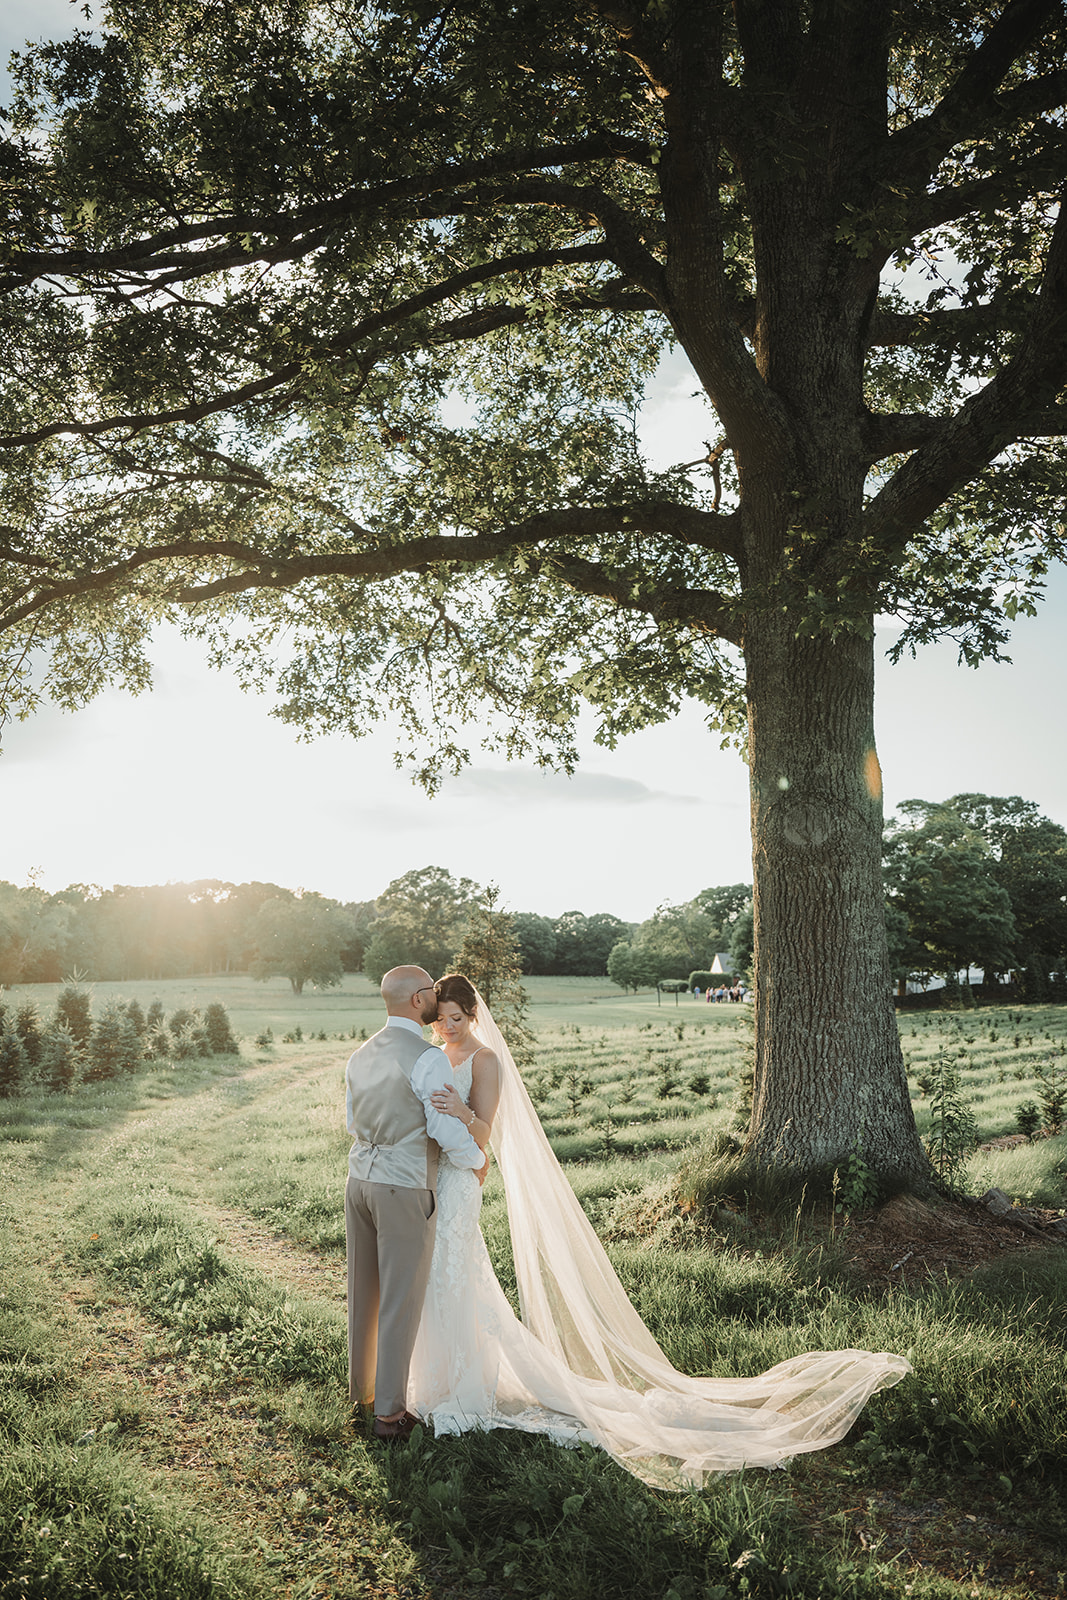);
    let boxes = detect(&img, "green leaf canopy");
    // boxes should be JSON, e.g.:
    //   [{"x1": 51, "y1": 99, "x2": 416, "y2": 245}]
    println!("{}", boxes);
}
[{"x1": 1, "y1": 0, "x2": 1063, "y2": 764}]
